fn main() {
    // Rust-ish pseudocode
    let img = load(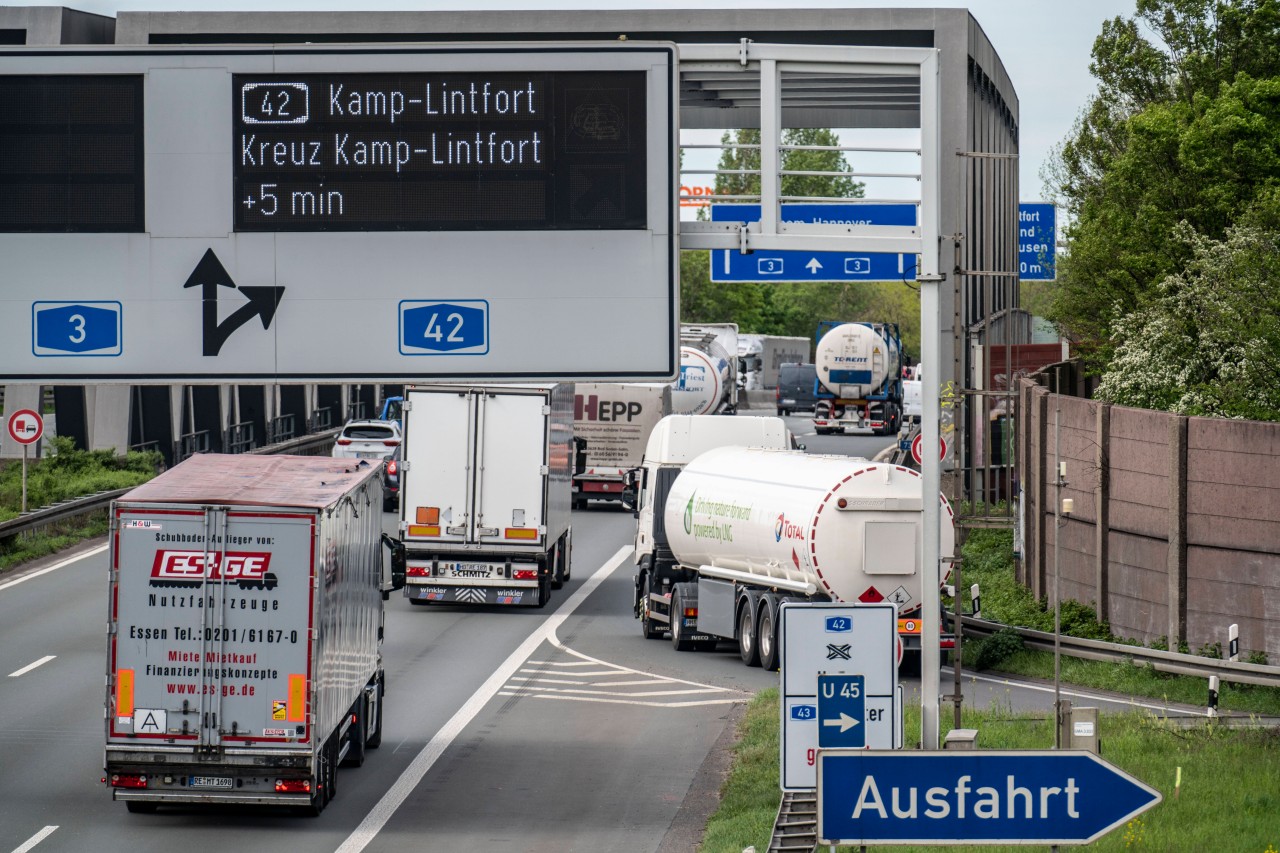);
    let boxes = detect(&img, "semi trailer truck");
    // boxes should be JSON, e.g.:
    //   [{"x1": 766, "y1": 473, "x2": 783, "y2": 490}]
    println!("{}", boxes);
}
[
  {"x1": 812, "y1": 321, "x2": 905, "y2": 435},
  {"x1": 391, "y1": 383, "x2": 574, "y2": 608},
  {"x1": 625, "y1": 417, "x2": 954, "y2": 671},
  {"x1": 572, "y1": 383, "x2": 671, "y2": 509},
  {"x1": 105, "y1": 453, "x2": 402, "y2": 815},
  {"x1": 671, "y1": 323, "x2": 739, "y2": 415}
]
